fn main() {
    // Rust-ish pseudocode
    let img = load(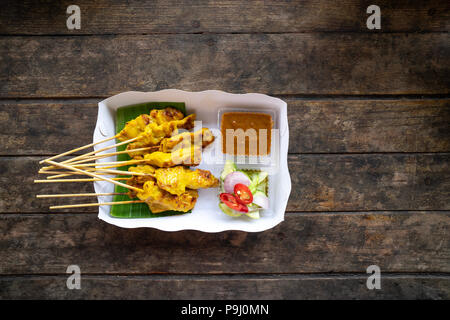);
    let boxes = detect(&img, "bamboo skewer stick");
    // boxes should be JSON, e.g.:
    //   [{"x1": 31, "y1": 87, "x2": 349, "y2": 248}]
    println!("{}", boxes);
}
[
  {"x1": 60, "y1": 136, "x2": 139, "y2": 164},
  {"x1": 45, "y1": 167, "x2": 150, "y2": 180},
  {"x1": 82, "y1": 145, "x2": 159, "y2": 160},
  {"x1": 71, "y1": 159, "x2": 146, "y2": 168},
  {"x1": 39, "y1": 135, "x2": 119, "y2": 164},
  {"x1": 40, "y1": 169, "x2": 113, "y2": 179},
  {"x1": 43, "y1": 165, "x2": 137, "y2": 179},
  {"x1": 34, "y1": 178, "x2": 128, "y2": 183},
  {"x1": 37, "y1": 192, "x2": 126, "y2": 198},
  {"x1": 44, "y1": 160, "x2": 143, "y2": 192},
  {"x1": 45, "y1": 171, "x2": 111, "y2": 180},
  {"x1": 50, "y1": 200, "x2": 144, "y2": 210},
  {"x1": 68, "y1": 146, "x2": 154, "y2": 163},
  {"x1": 39, "y1": 169, "x2": 110, "y2": 176},
  {"x1": 40, "y1": 146, "x2": 156, "y2": 171},
  {"x1": 80, "y1": 168, "x2": 151, "y2": 176},
  {"x1": 77, "y1": 163, "x2": 131, "y2": 170}
]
